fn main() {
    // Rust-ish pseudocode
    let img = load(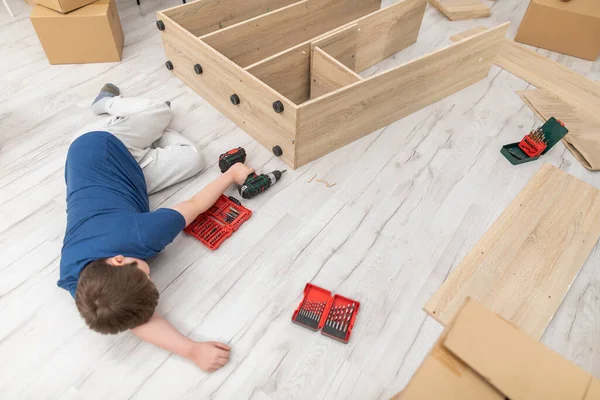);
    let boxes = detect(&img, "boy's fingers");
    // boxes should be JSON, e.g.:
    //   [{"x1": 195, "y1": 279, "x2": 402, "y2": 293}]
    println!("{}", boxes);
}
[
  {"x1": 217, "y1": 355, "x2": 229, "y2": 362},
  {"x1": 213, "y1": 342, "x2": 231, "y2": 351},
  {"x1": 217, "y1": 349, "x2": 230, "y2": 358}
]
